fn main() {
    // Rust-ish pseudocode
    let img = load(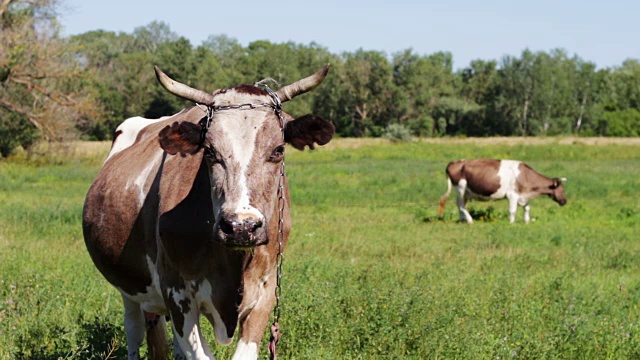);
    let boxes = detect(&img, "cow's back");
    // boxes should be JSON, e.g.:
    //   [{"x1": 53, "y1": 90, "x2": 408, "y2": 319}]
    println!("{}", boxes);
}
[{"x1": 448, "y1": 159, "x2": 502, "y2": 197}]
